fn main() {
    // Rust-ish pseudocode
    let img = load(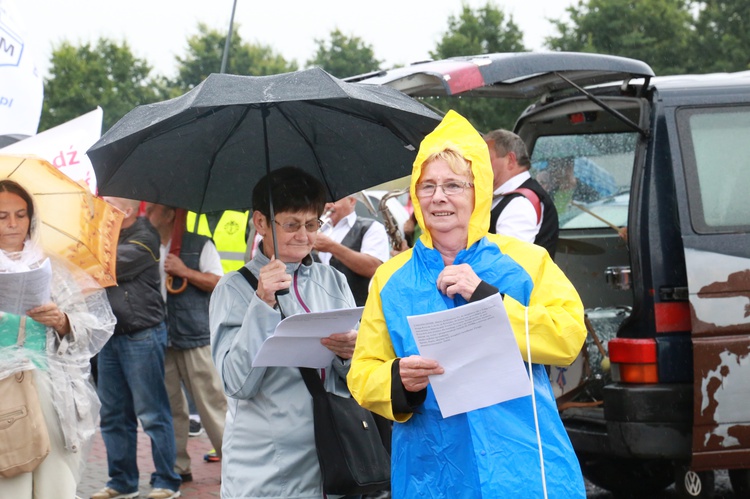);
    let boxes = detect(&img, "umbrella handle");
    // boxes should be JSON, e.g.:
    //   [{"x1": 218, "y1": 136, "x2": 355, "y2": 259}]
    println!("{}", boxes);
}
[{"x1": 166, "y1": 275, "x2": 189, "y2": 294}]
